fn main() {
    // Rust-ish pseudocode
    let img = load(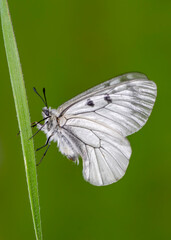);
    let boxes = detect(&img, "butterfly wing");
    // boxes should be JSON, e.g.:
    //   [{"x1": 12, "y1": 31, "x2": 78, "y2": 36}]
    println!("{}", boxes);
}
[
  {"x1": 63, "y1": 78, "x2": 157, "y2": 136},
  {"x1": 61, "y1": 119, "x2": 132, "y2": 186},
  {"x1": 58, "y1": 72, "x2": 148, "y2": 116},
  {"x1": 59, "y1": 75, "x2": 157, "y2": 186}
]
